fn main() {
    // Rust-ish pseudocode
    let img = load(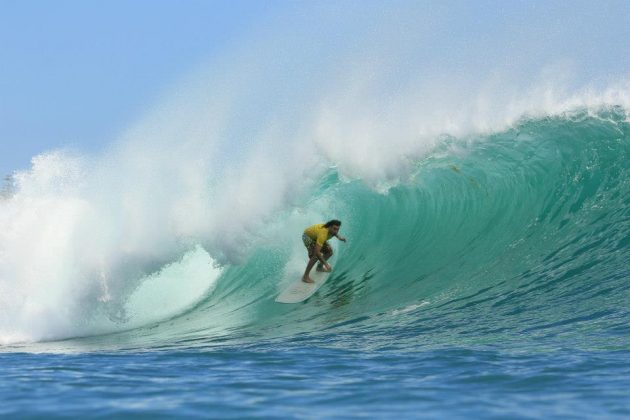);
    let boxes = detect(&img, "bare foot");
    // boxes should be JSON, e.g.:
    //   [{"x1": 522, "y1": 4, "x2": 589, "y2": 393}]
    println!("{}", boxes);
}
[{"x1": 302, "y1": 276, "x2": 314, "y2": 283}]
